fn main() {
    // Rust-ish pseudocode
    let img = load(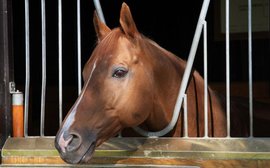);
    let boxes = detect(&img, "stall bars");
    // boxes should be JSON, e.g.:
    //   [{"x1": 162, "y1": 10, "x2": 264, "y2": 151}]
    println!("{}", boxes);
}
[{"x1": 22, "y1": 0, "x2": 256, "y2": 138}]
